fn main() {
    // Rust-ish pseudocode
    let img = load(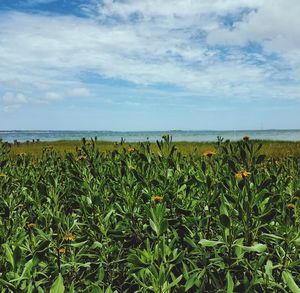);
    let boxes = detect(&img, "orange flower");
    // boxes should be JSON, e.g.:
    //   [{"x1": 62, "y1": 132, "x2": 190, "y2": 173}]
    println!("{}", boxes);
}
[
  {"x1": 235, "y1": 170, "x2": 251, "y2": 180},
  {"x1": 286, "y1": 203, "x2": 296, "y2": 210},
  {"x1": 76, "y1": 155, "x2": 87, "y2": 161},
  {"x1": 203, "y1": 150, "x2": 216, "y2": 158},
  {"x1": 65, "y1": 232, "x2": 74, "y2": 241},
  {"x1": 58, "y1": 247, "x2": 66, "y2": 254},
  {"x1": 151, "y1": 195, "x2": 163, "y2": 203},
  {"x1": 27, "y1": 223, "x2": 36, "y2": 229}
]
